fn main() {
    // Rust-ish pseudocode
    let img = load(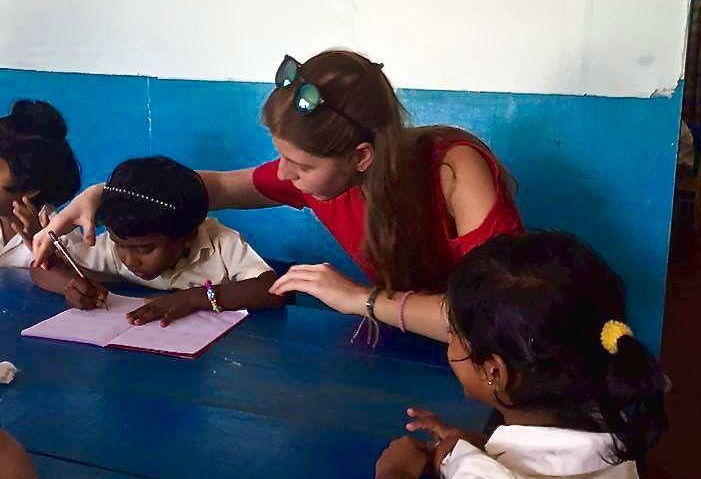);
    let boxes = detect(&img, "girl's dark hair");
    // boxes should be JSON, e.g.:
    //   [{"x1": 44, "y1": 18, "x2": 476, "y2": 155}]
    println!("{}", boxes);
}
[
  {"x1": 0, "y1": 100, "x2": 80, "y2": 208},
  {"x1": 262, "y1": 50, "x2": 517, "y2": 293},
  {"x1": 0, "y1": 137, "x2": 81, "y2": 209},
  {"x1": 97, "y1": 156, "x2": 209, "y2": 239},
  {"x1": 446, "y1": 231, "x2": 667, "y2": 463},
  {"x1": 0, "y1": 99, "x2": 68, "y2": 141}
]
